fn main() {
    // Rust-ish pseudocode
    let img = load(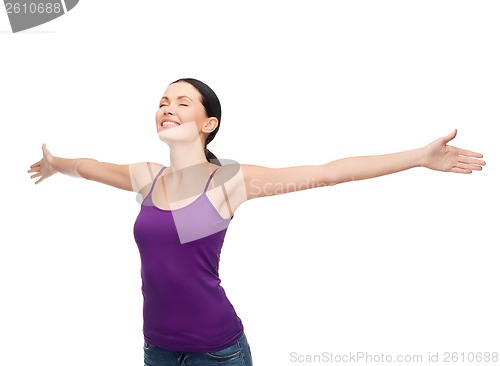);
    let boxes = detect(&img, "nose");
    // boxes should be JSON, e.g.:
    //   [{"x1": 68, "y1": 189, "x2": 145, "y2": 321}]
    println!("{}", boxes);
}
[{"x1": 163, "y1": 106, "x2": 173, "y2": 115}]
